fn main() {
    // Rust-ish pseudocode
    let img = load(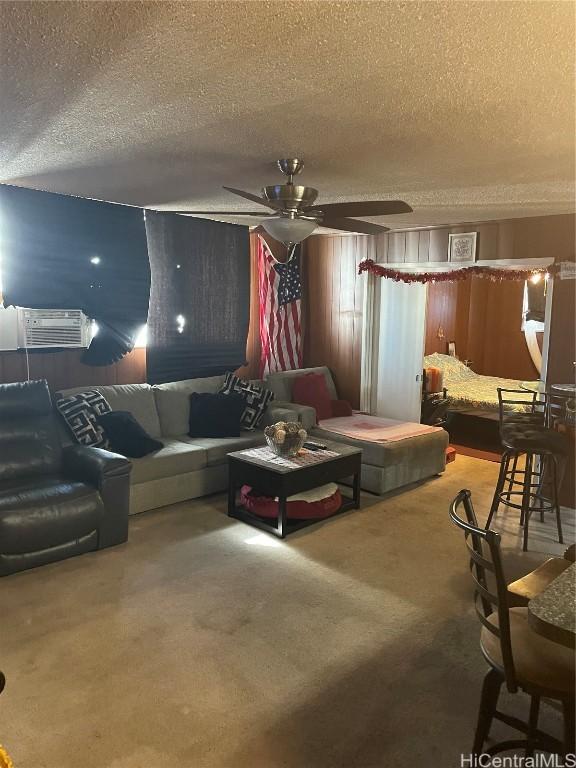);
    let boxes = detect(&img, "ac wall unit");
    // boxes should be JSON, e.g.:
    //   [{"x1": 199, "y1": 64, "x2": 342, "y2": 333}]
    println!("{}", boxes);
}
[
  {"x1": 0, "y1": 306, "x2": 18, "y2": 351},
  {"x1": 16, "y1": 308, "x2": 91, "y2": 349}
]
